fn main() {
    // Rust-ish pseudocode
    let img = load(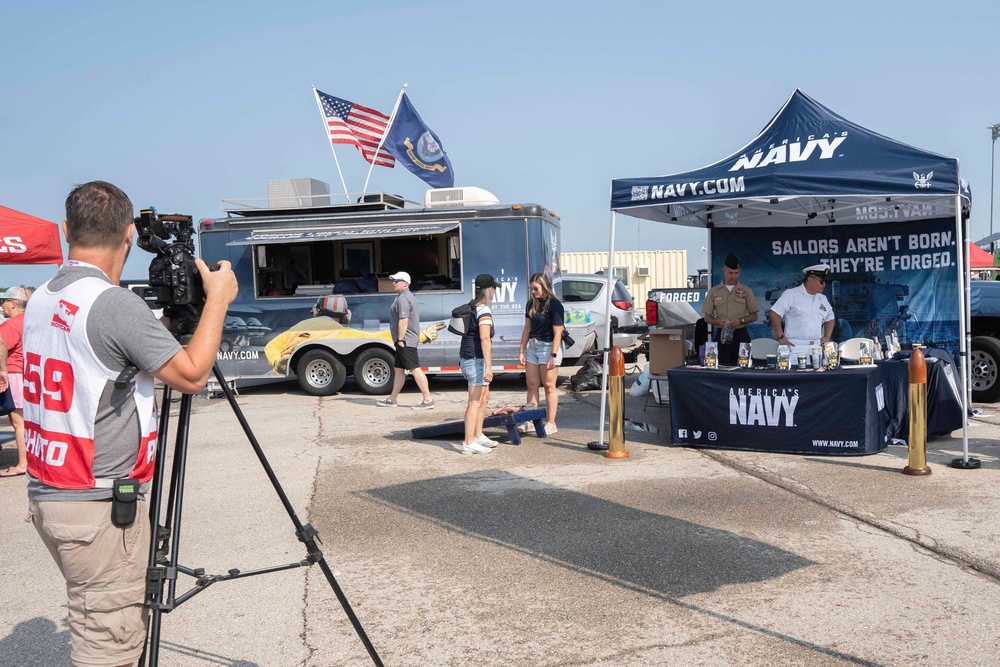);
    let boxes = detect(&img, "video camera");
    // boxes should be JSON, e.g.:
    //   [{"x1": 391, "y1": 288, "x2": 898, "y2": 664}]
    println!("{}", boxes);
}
[{"x1": 134, "y1": 207, "x2": 210, "y2": 338}]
